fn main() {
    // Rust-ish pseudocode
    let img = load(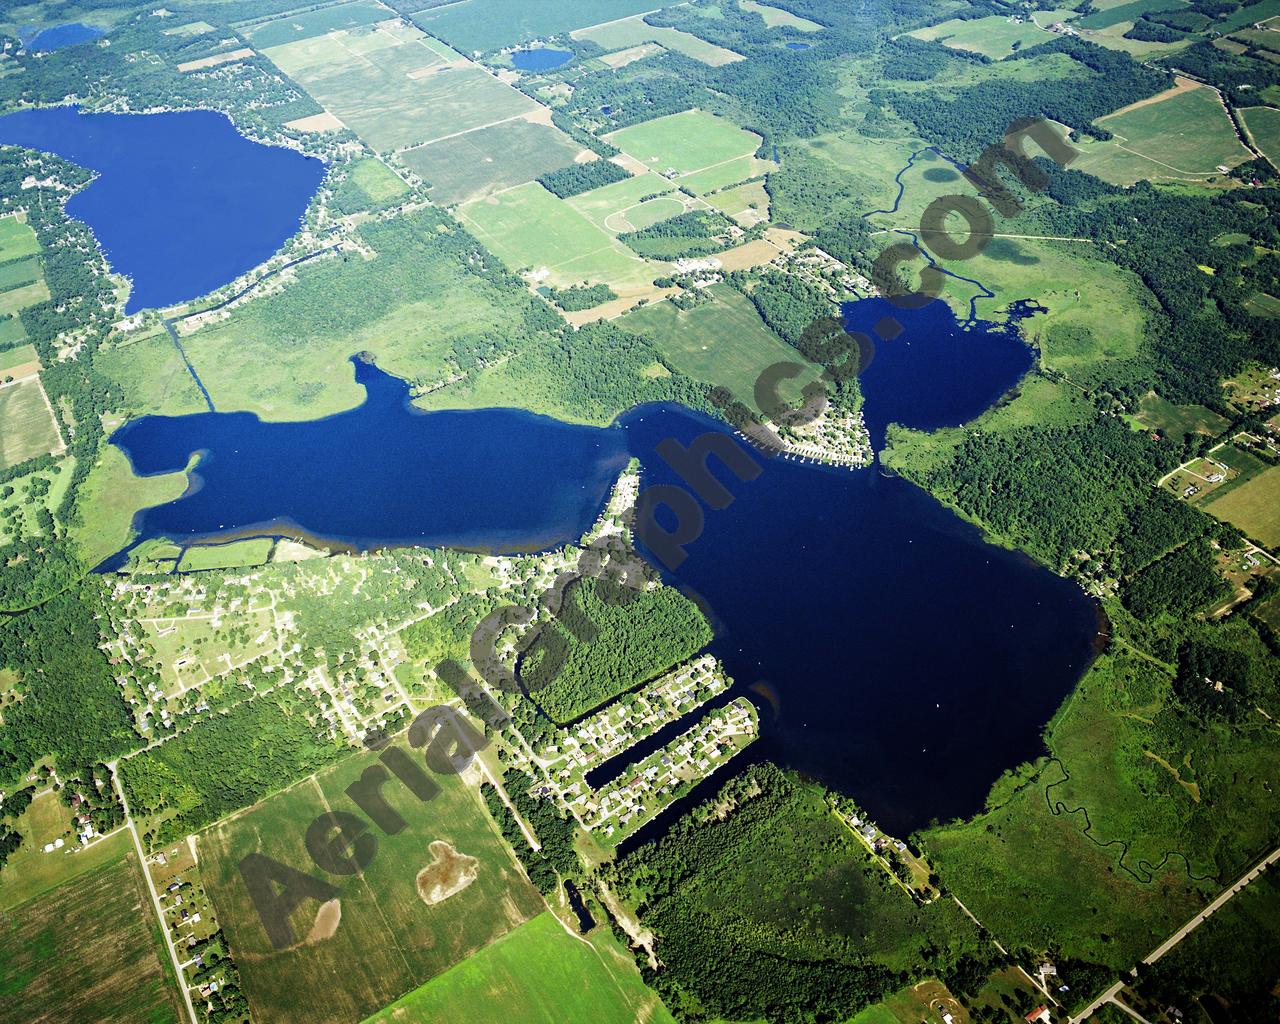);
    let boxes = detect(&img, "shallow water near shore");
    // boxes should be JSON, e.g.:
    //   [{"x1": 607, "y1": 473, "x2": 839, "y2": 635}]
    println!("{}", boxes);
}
[{"x1": 107, "y1": 298, "x2": 1094, "y2": 833}]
